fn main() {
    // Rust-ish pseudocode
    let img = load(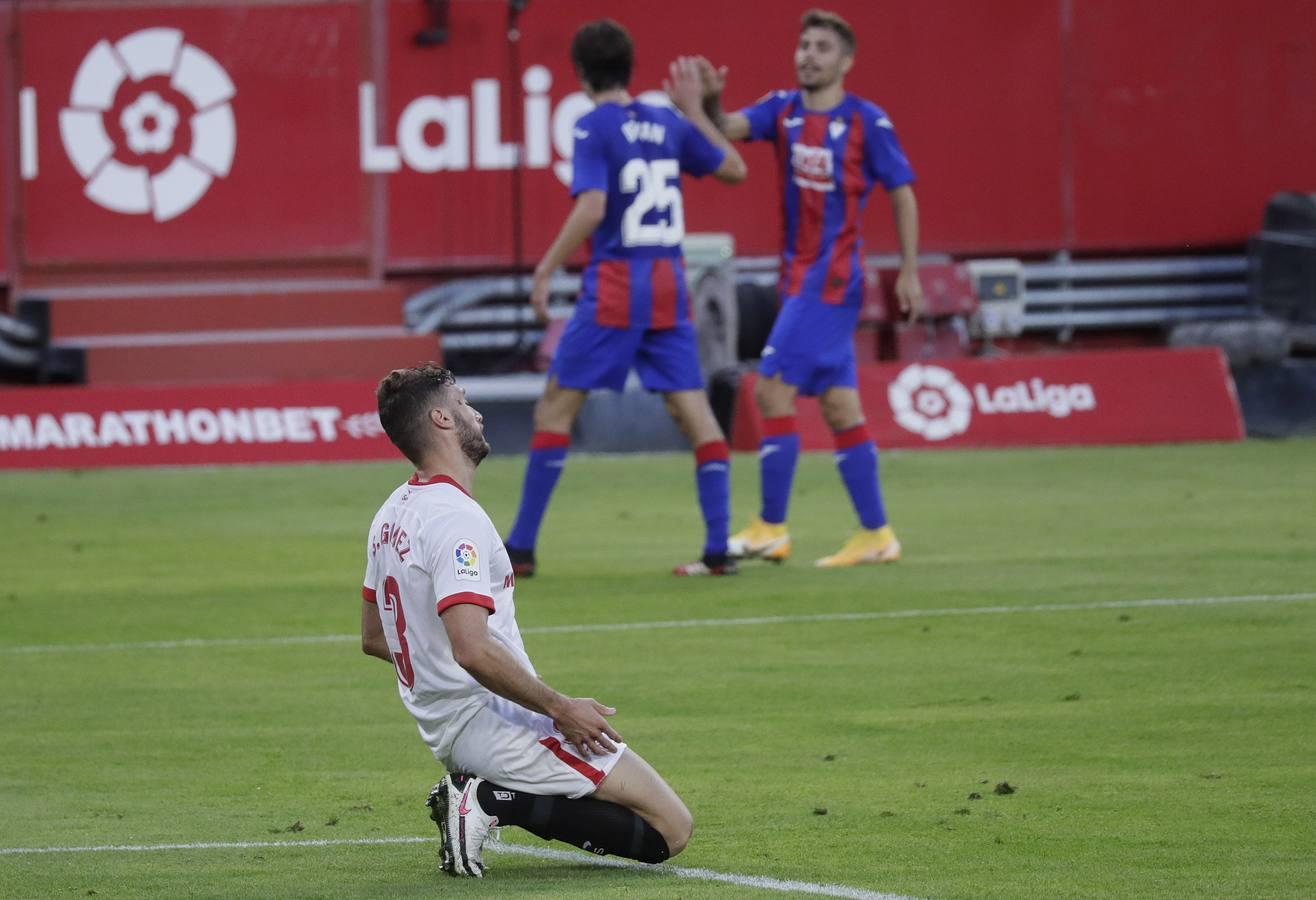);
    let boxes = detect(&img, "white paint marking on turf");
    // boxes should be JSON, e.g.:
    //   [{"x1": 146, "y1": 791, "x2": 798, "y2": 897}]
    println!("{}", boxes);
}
[
  {"x1": 0, "y1": 836, "x2": 431, "y2": 855},
  {"x1": 0, "y1": 836, "x2": 915, "y2": 900},
  {"x1": 3, "y1": 591, "x2": 1313, "y2": 655},
  {"x1": 493, "y1": 841, "x2": 916, "y2": 900}
]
